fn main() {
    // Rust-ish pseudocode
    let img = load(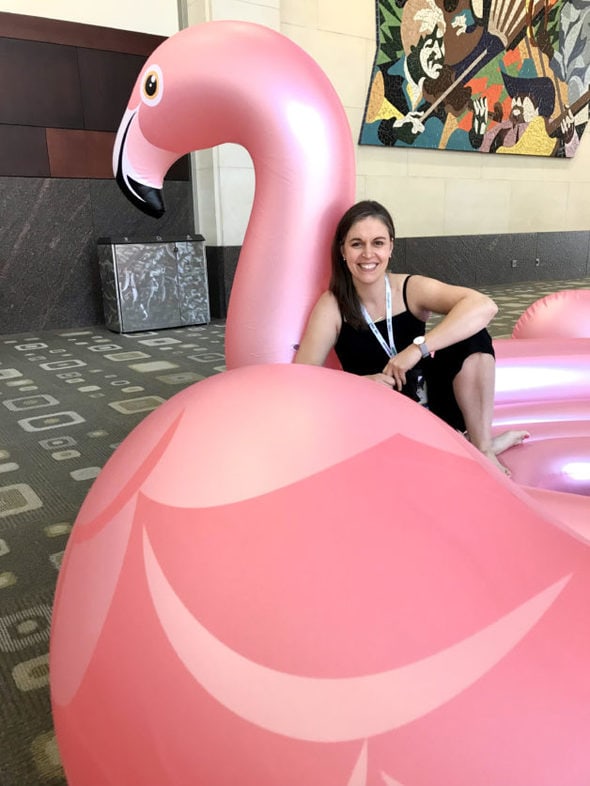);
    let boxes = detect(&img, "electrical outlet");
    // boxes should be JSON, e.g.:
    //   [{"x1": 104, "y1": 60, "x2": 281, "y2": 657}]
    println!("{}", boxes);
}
[{"x1": 511, "y1": 259, "x2": 518, "y2": 268}]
